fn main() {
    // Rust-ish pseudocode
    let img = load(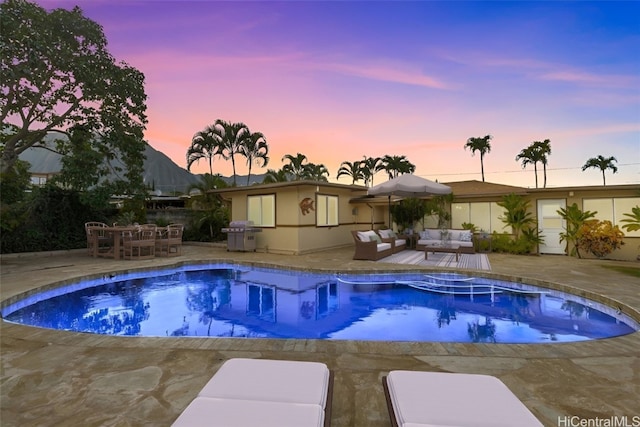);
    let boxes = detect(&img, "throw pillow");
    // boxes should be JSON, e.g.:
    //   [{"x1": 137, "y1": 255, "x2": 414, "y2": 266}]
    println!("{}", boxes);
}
[
  {"x1": 369, "y1": 234, "x2": 382, "y2": 244},
  {"x1": 378, "y1": 229, "x2": 391, "y2": 238},
  {"x1": 460, "y1": 231, "x2": 472, "y2": 242}
]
